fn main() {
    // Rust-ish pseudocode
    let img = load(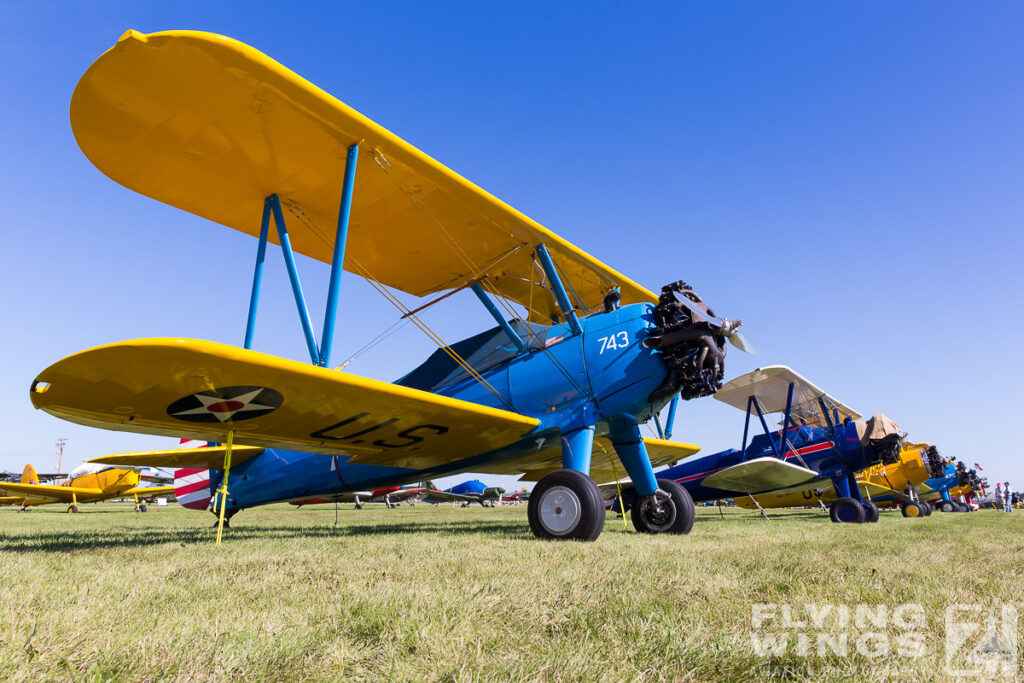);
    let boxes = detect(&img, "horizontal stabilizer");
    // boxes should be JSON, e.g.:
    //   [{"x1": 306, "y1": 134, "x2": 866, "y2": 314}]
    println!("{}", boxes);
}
[
  {"x1": 90, "y1": 445, "x2": 265, "y2": 471},
  {"x1": 702, "y1": 457, "x2": 820, "y2": 494}
]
